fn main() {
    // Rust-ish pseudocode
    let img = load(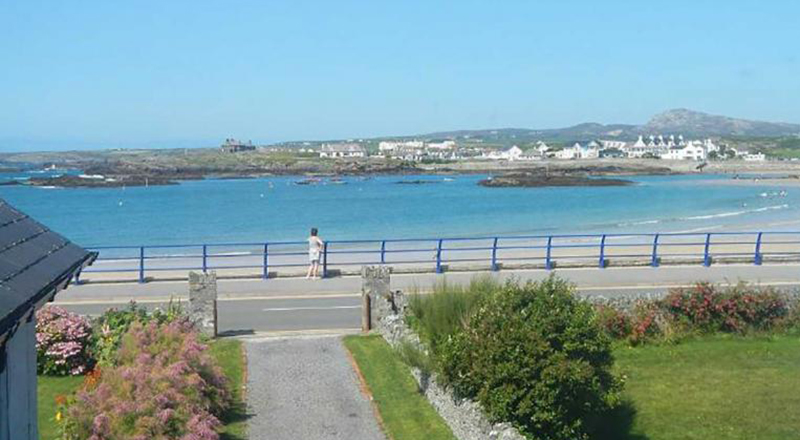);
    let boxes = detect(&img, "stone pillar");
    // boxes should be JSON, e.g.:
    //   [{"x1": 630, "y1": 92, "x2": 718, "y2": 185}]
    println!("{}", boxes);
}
[
  {"x1": 361, "y1": 266, "x2": 391, "y2": 331},
  {"x1": 189, "y1": 271, "x2": 217, "y2": 337}
]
